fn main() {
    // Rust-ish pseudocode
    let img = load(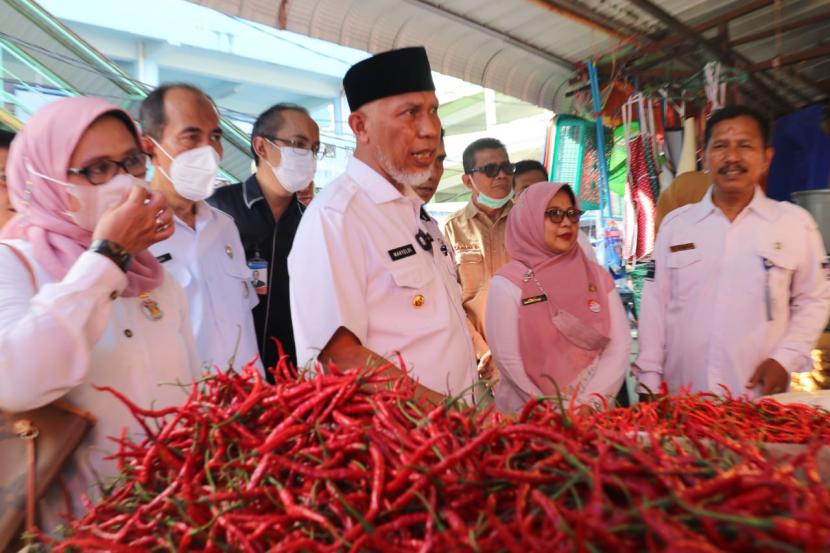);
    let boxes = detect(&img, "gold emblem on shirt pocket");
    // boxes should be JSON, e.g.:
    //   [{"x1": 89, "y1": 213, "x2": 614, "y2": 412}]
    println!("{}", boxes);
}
[{"x1": 387, "y1": 263, "x2": 446, "y2": 330}]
